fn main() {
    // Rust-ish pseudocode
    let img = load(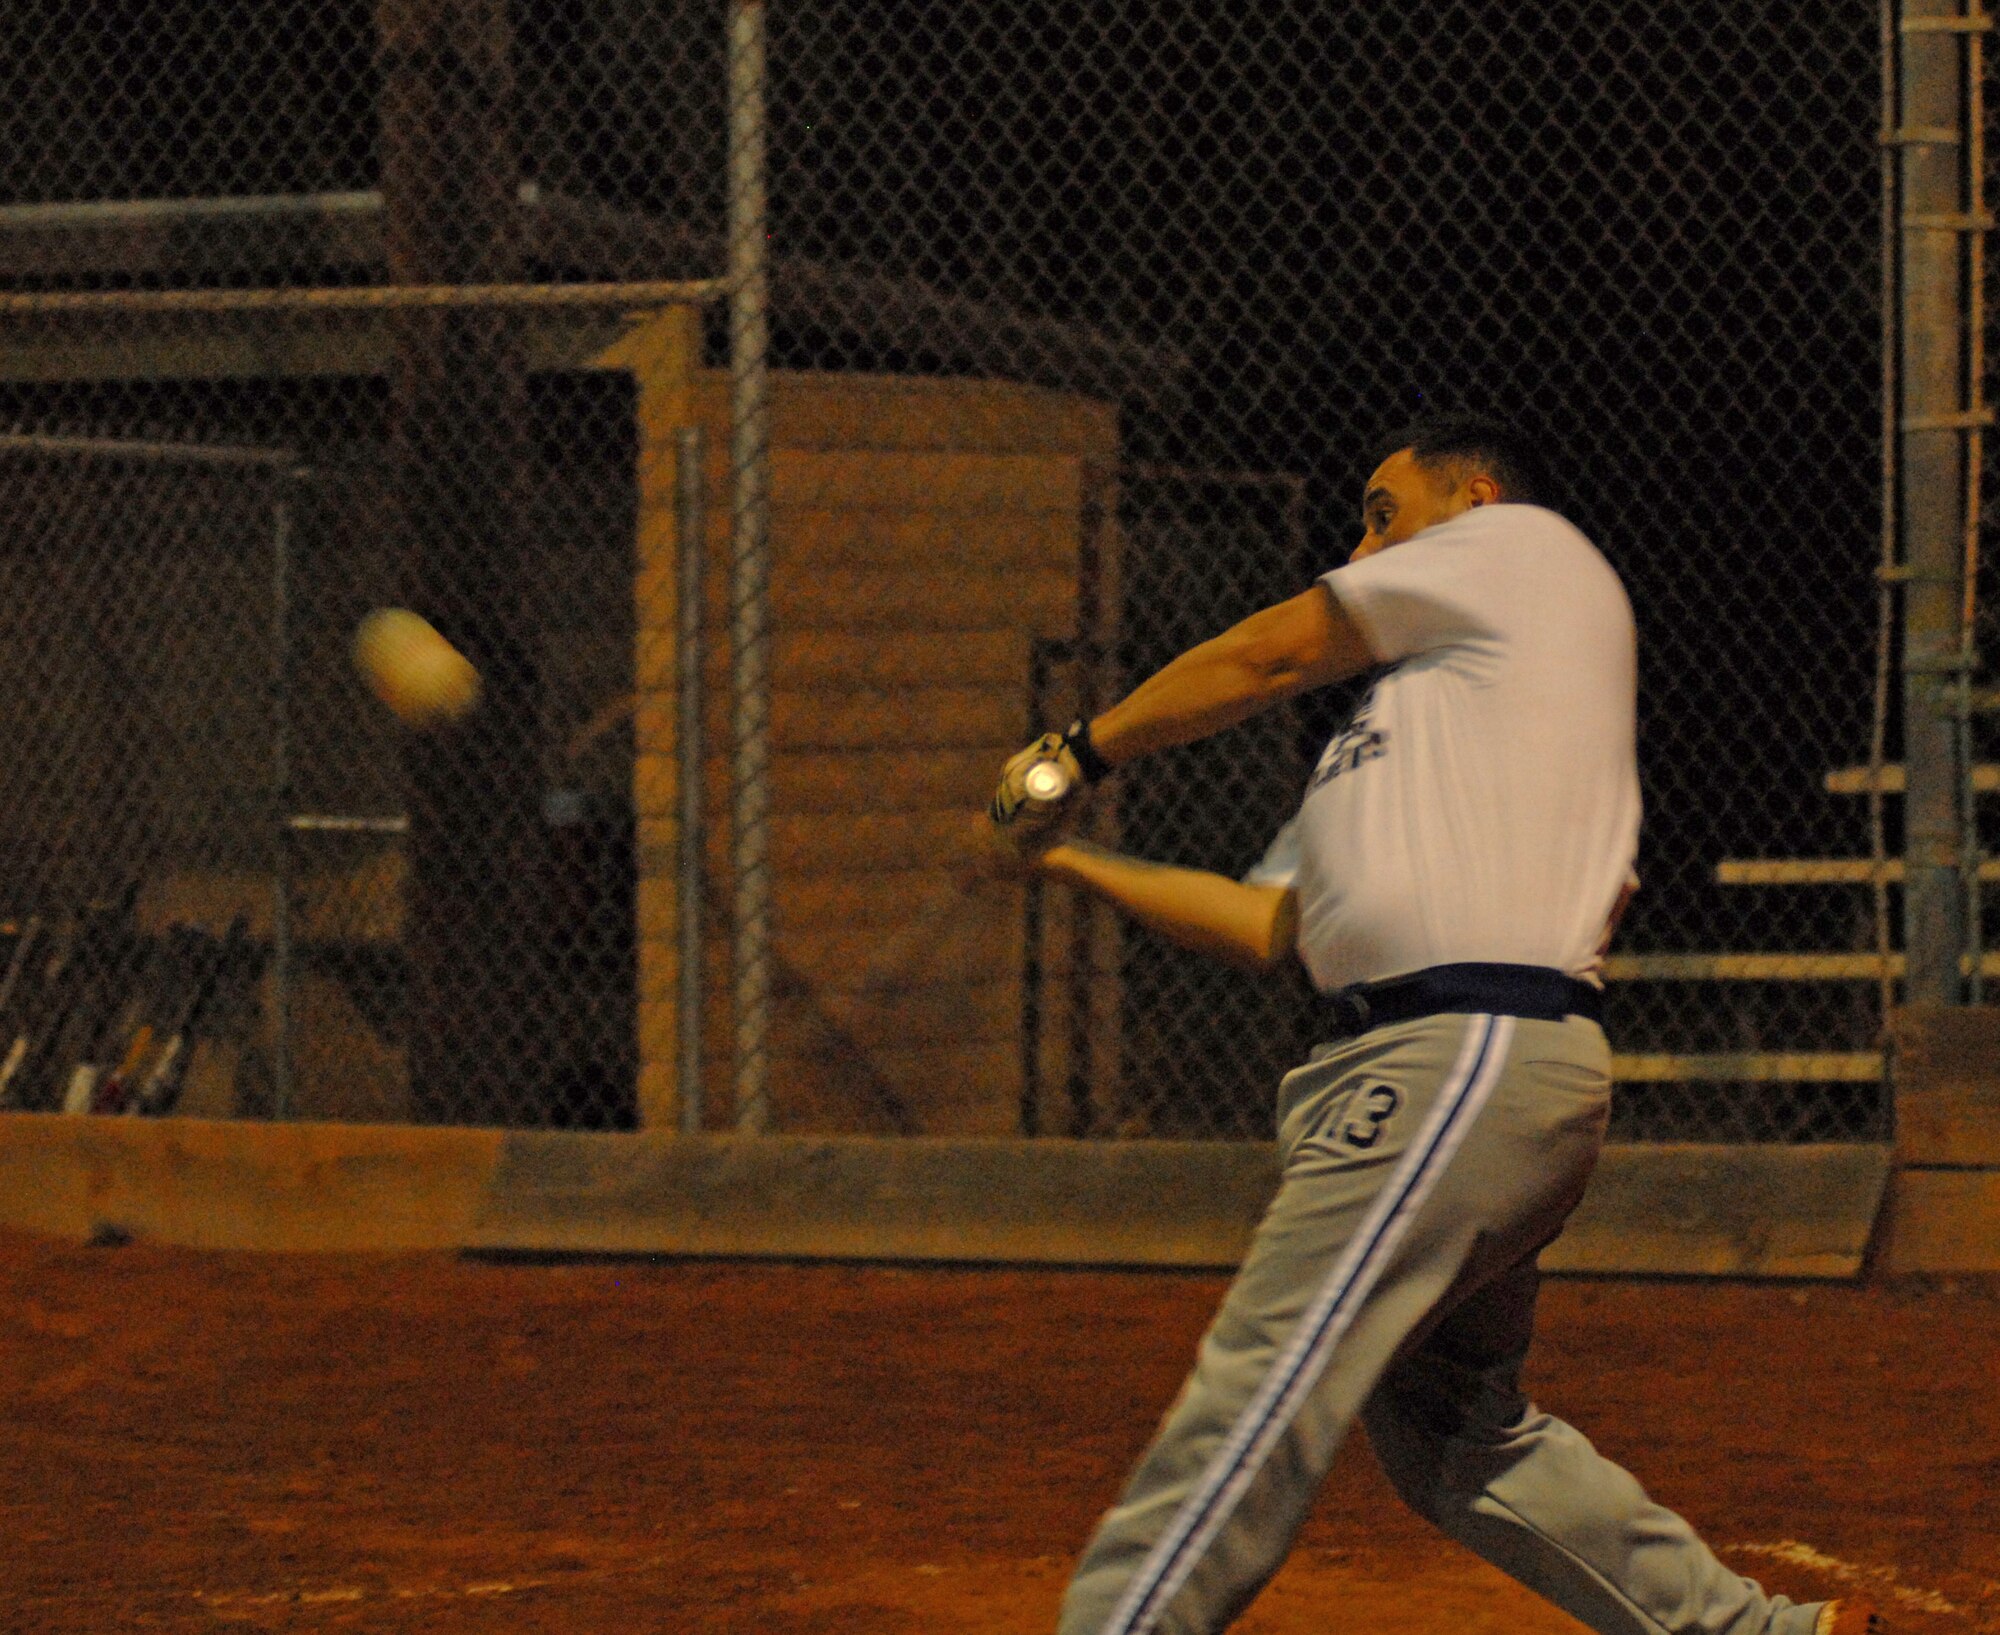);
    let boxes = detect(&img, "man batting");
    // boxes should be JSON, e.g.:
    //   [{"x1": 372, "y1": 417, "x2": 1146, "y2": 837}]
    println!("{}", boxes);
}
[{"x1": 985, "y1": 415, "x2": 1881, "y2": 1635}]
